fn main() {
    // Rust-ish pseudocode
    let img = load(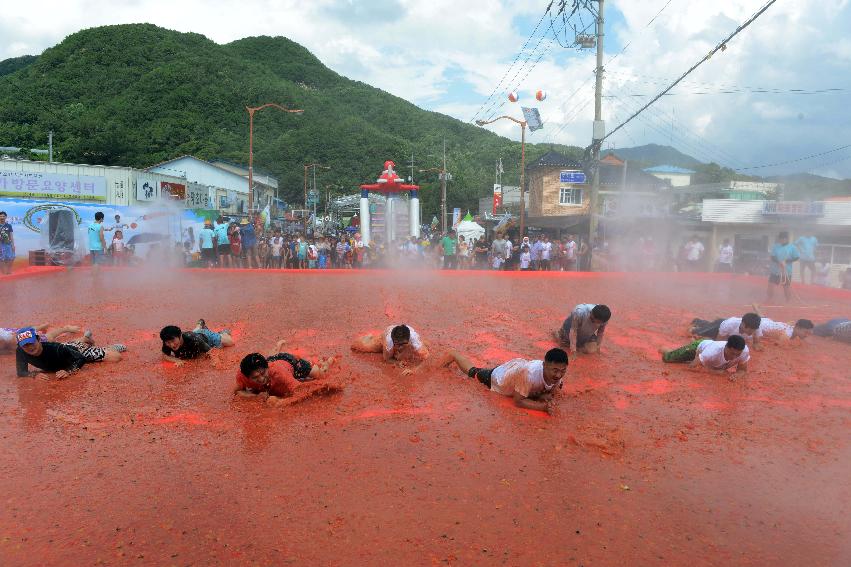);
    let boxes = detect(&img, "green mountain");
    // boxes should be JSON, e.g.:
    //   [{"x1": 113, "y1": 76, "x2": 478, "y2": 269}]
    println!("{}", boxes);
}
[
  {"x1": 0, "y1": 24, "x2": 582, "y2": 216},
  {"x1": 602, "y1": 143, "x2": 702, "y2": 169}
]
